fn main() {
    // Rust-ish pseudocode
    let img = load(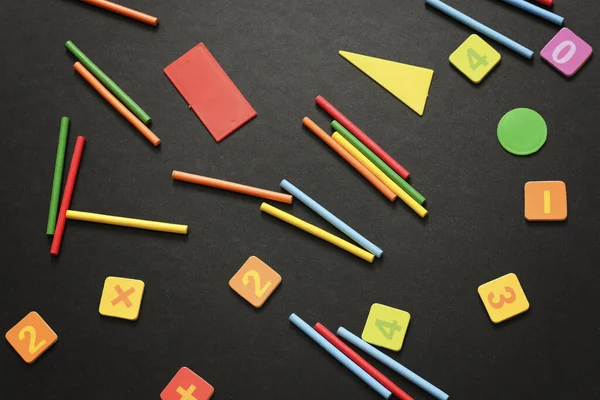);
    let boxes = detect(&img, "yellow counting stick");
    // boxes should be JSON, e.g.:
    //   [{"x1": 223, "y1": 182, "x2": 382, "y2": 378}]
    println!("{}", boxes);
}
[
  {"x1": 332, "y1": 133, "x2": 428, "y2": 218},
  {"x1": 65, "y1": 210, "x2": 188, "y2": 234},
  {"x1": 260, "y1": 203, "x2": 375, "y2": 263}
]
